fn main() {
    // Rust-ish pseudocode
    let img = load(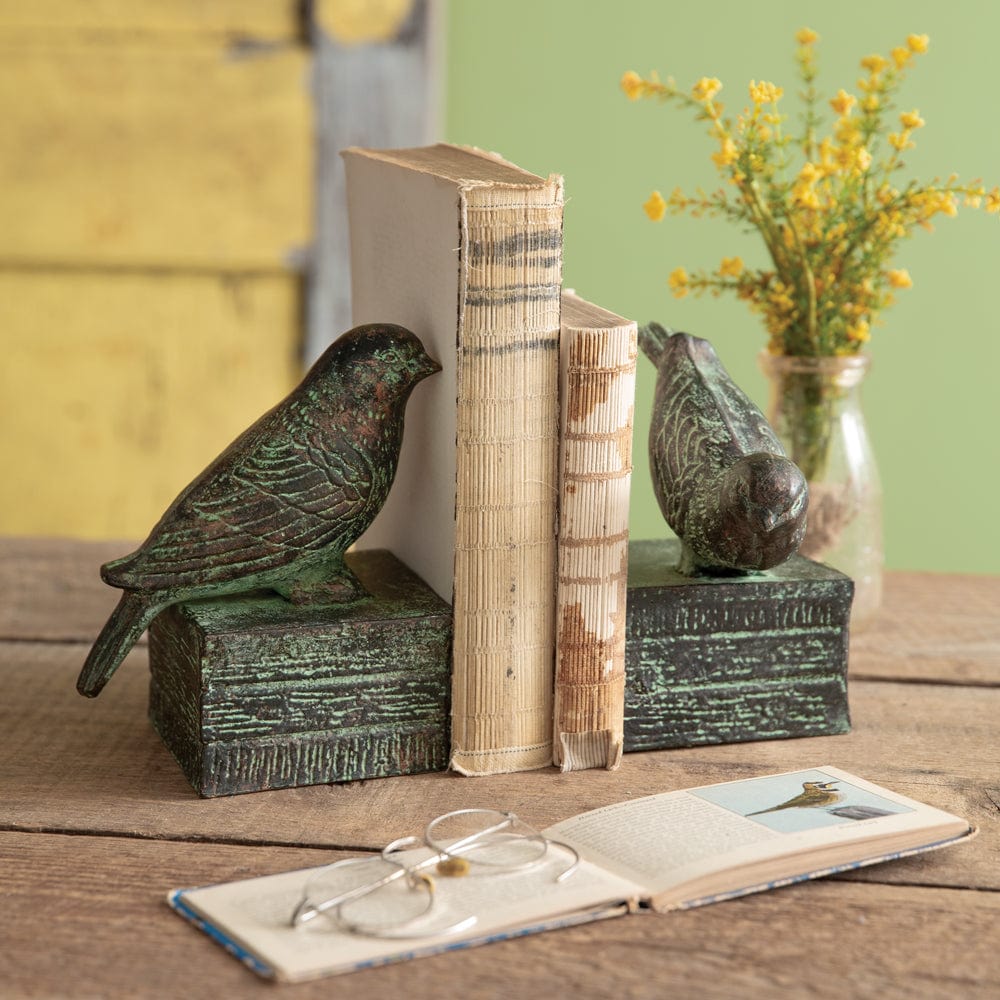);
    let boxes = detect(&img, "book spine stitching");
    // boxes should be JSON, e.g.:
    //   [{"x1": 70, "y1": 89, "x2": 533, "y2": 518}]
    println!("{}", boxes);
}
[{"x1": 553, "y1": 314, "x2": 637, "y2": 771}]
